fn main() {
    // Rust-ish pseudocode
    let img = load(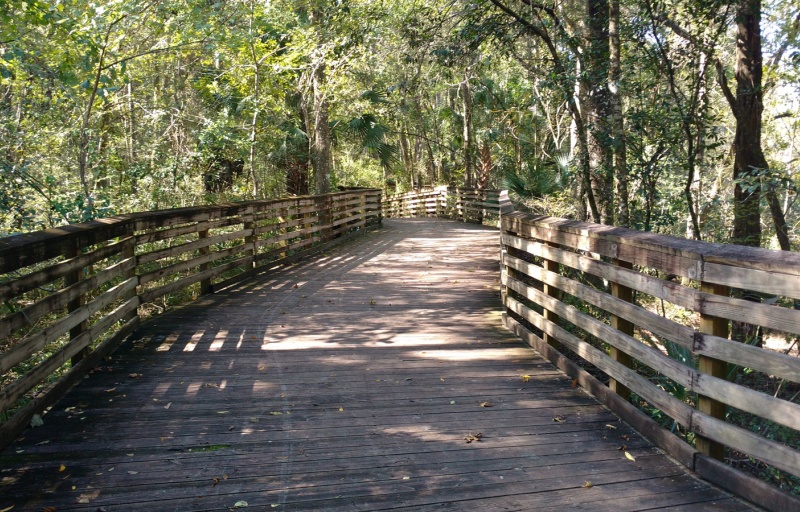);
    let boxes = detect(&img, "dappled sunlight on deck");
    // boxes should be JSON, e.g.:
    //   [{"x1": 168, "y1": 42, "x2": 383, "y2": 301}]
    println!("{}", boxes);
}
[{"x1": 0, "y1": 219, "x2": 752, "y2": 511}]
